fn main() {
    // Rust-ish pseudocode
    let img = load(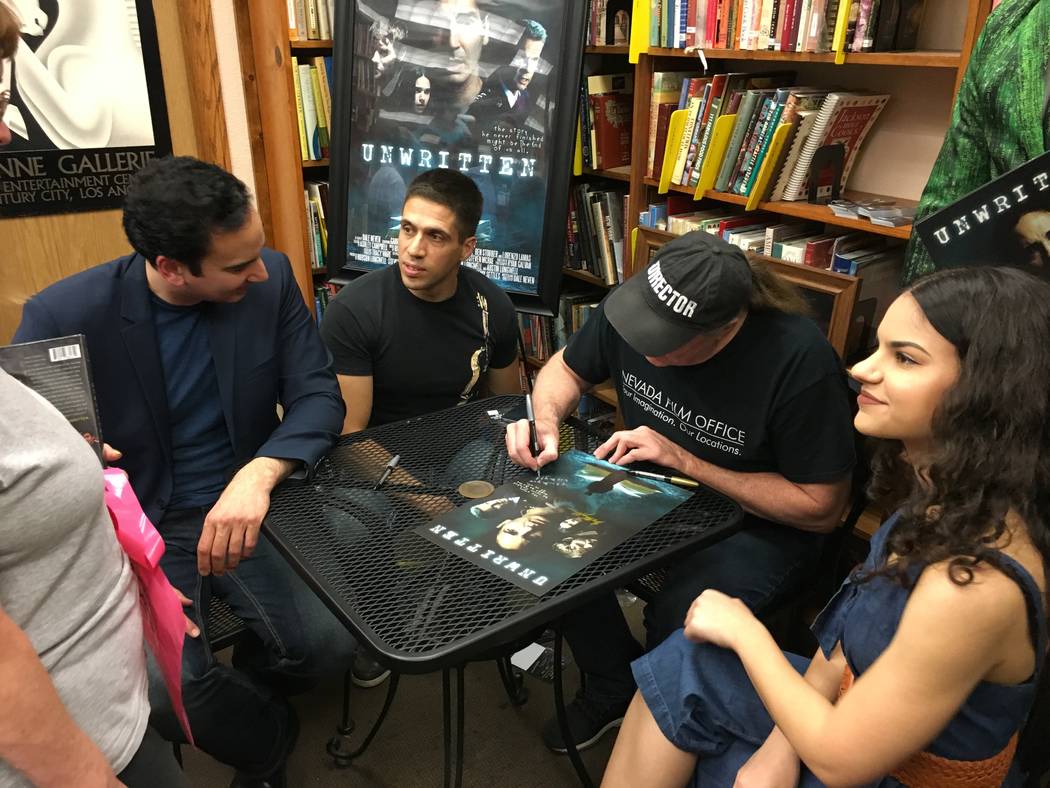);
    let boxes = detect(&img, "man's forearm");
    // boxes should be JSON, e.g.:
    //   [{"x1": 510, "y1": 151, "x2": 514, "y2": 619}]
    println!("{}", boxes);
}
[
  {"x1": 532, "y1": 350, "x2": 592, "y2": 427},
  {"x1": 0, "y1": 612, "x2": 115, "y2": 786},
  {"x1": 674, "y1": 452, "x2": 842, "y2": 532},
  {"x1": 241, "y1": 456, "x2": 299, "y2": 491}
]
